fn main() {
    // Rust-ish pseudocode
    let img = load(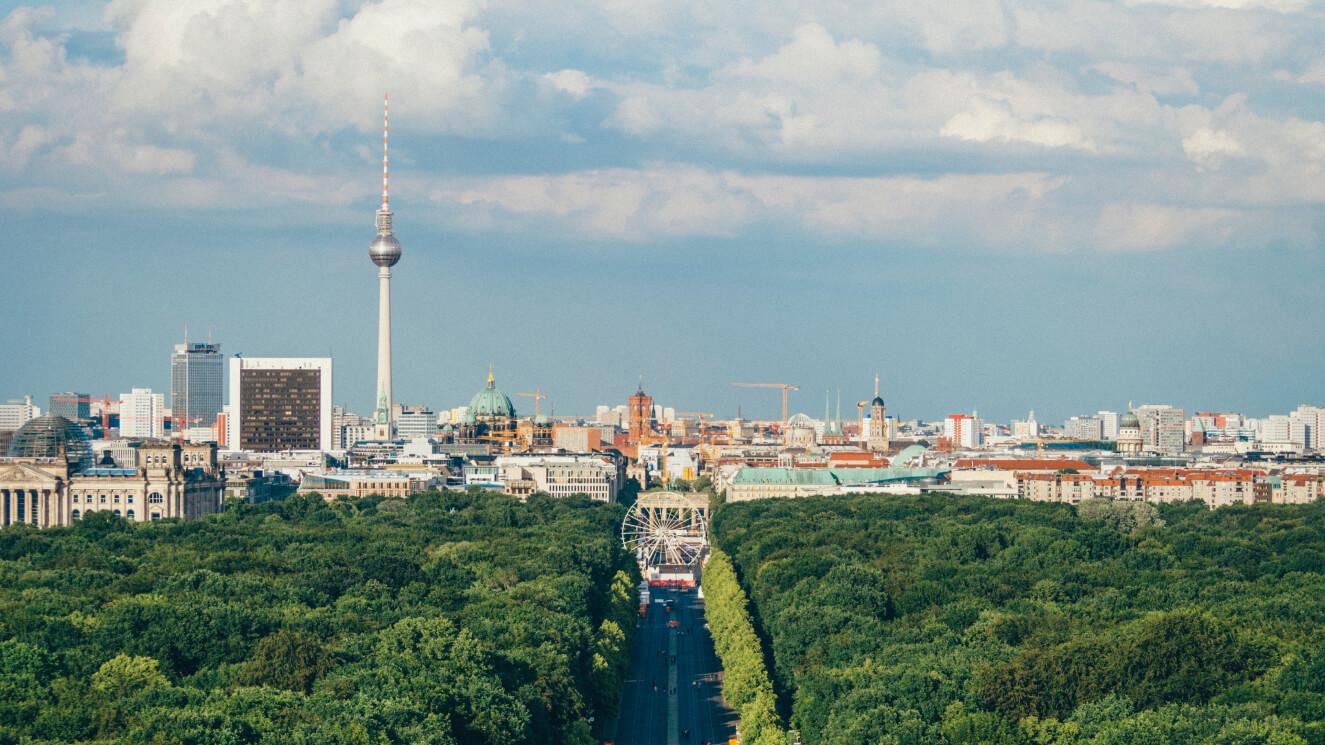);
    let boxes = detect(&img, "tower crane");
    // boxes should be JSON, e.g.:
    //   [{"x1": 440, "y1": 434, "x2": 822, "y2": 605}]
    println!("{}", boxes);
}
[
  {"x1": 731, "y1": 383, "x2": 799, "y2": 423},
  {"x1": 516, "y1": 389, "x2": 548, "y2": 419}
]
